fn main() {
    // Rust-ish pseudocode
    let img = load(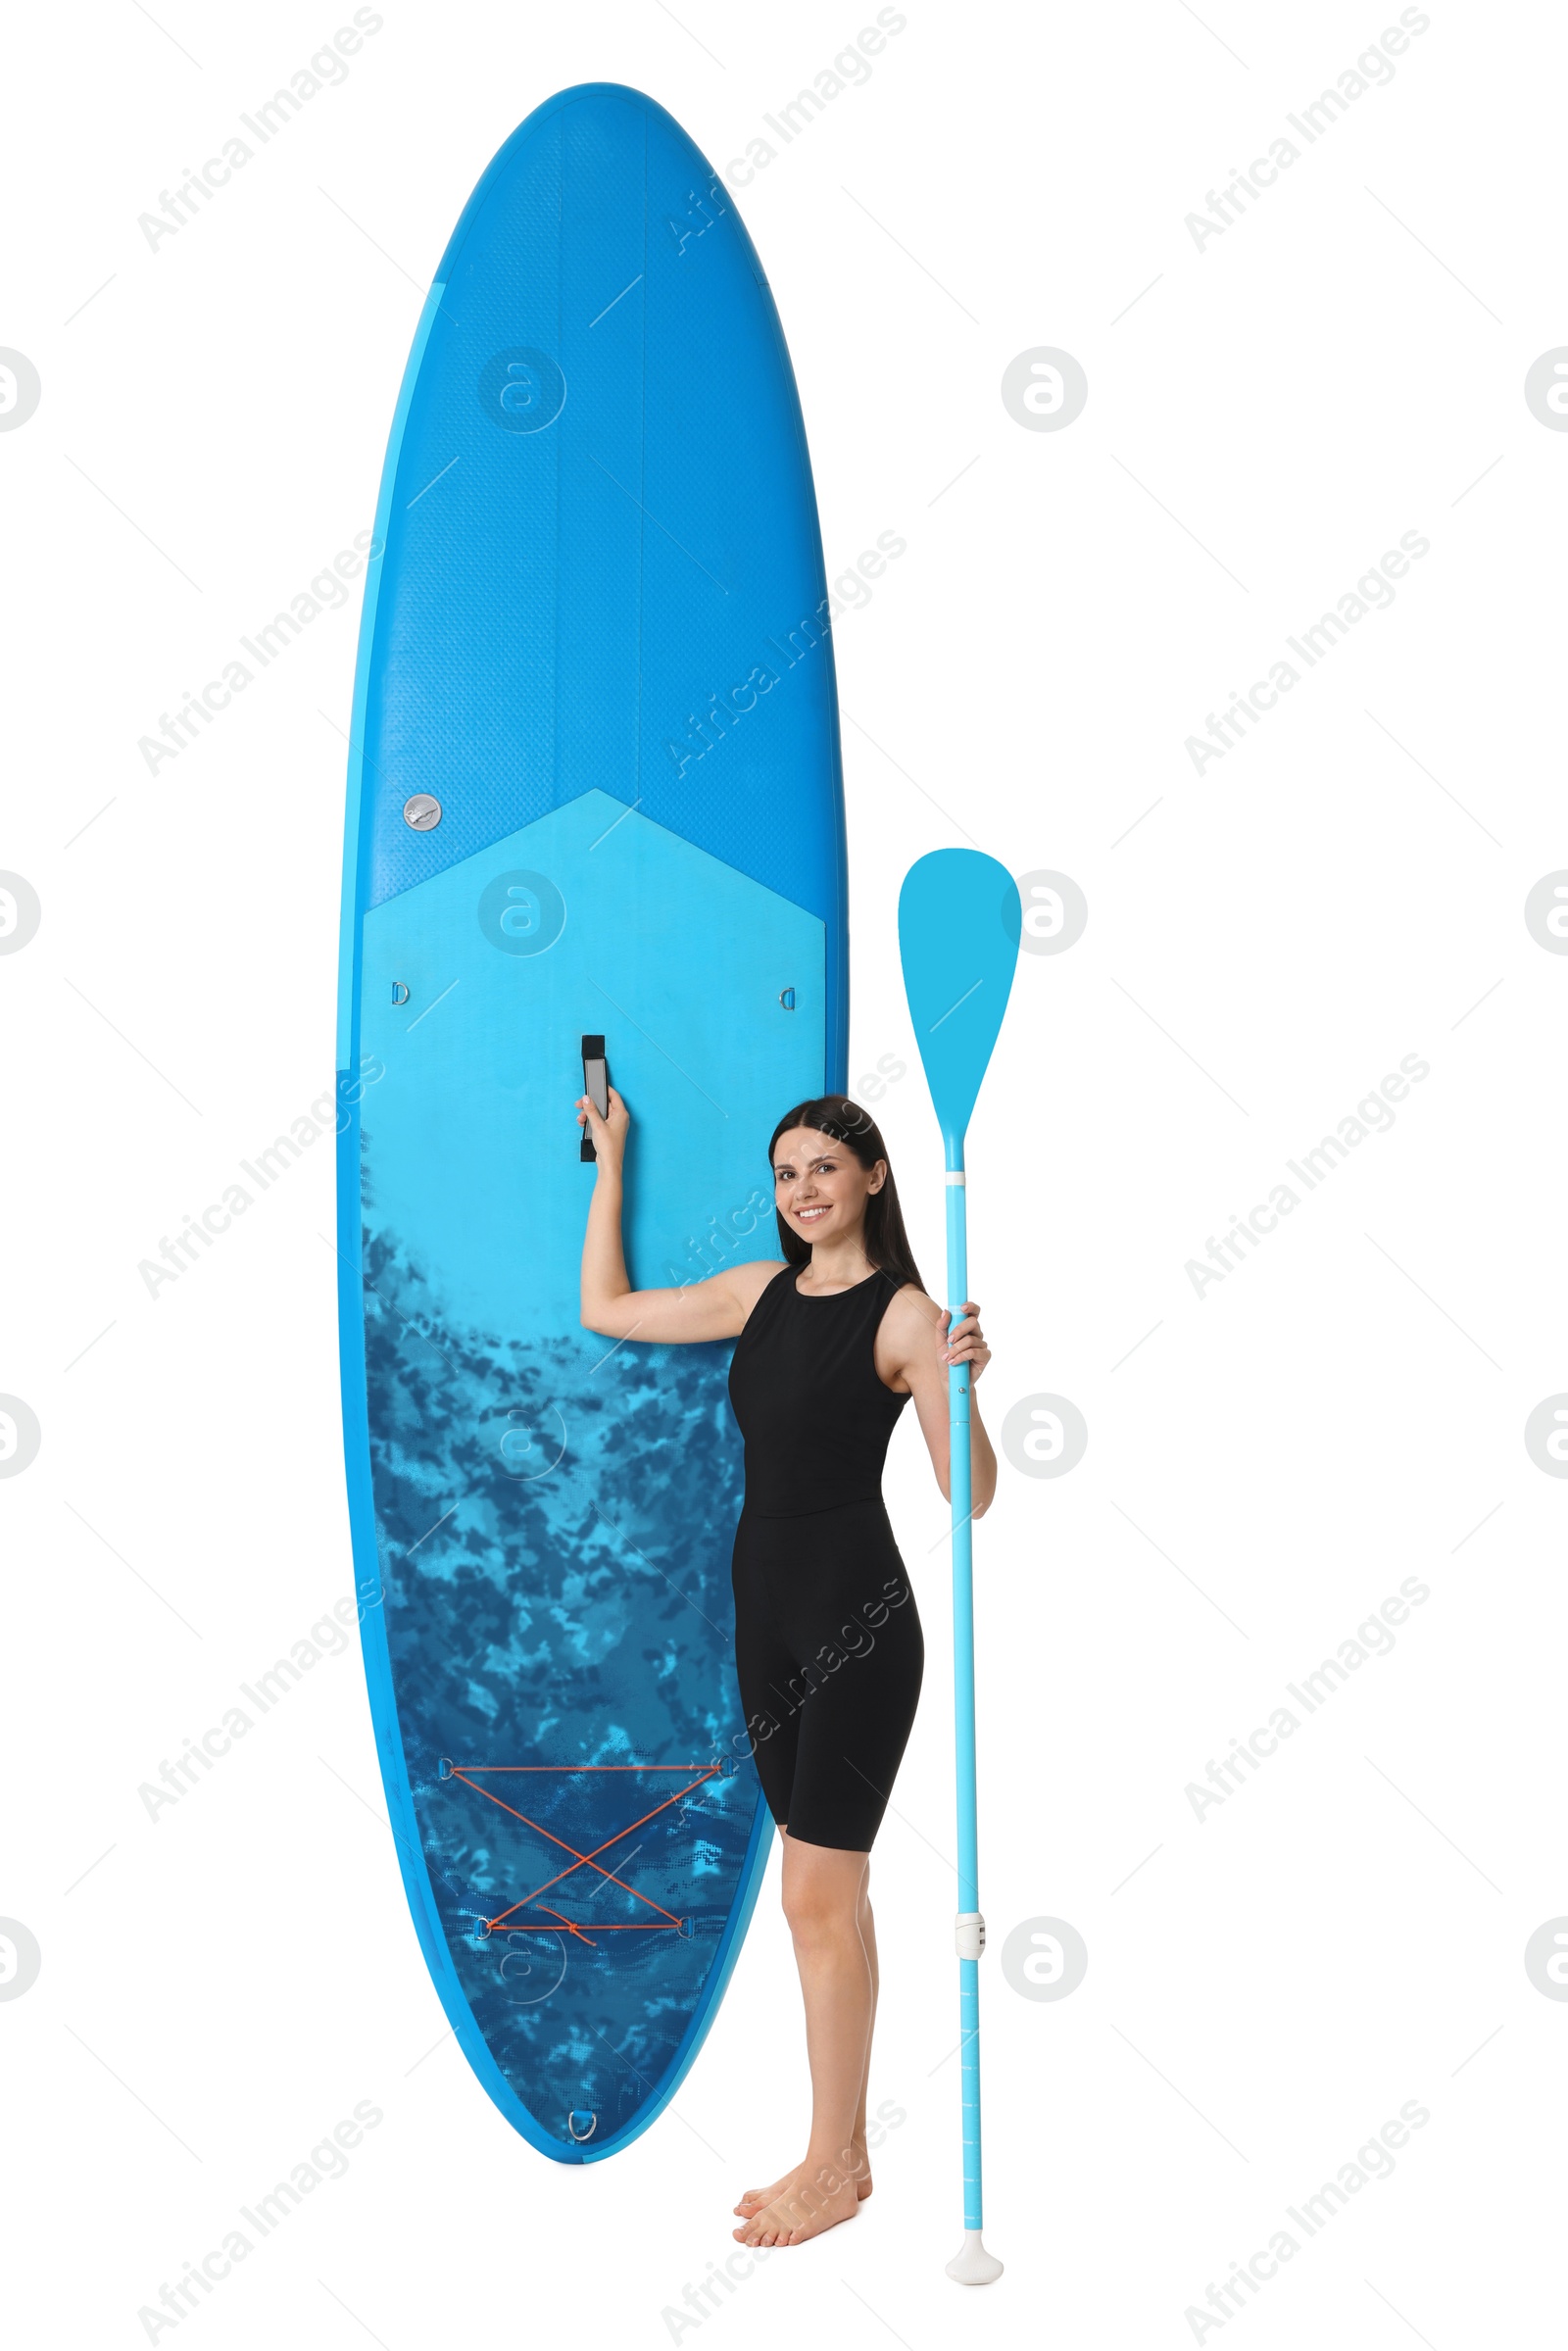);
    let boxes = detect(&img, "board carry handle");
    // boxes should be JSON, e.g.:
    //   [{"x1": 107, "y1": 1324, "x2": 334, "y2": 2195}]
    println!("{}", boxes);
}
[{"x1": 581, "y1": 1034, "x2": 609, "y2": 1162}]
